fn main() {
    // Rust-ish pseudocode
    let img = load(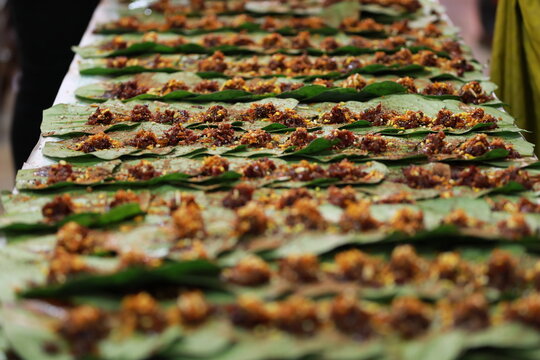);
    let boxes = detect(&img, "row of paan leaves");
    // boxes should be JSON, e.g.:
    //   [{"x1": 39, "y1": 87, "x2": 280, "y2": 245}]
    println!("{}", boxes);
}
[{"x1": 2, "y1": 0, "x2": 540, "y2": 359}]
